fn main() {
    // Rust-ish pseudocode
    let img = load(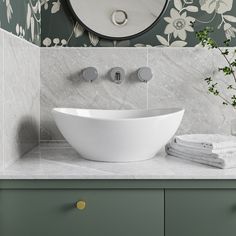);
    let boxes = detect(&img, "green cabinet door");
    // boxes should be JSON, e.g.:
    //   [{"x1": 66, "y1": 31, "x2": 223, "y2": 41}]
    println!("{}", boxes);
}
[
  {"x1": 165, "y1": 189, "x2": 236, "y2": 236},
  {"x1": 0, "y1": 189, "x2": 164, "y2": 236}
]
